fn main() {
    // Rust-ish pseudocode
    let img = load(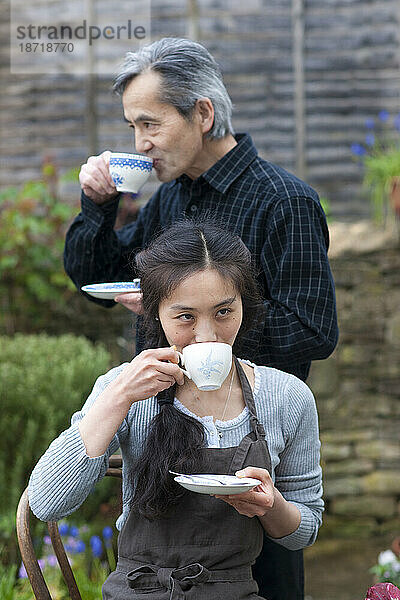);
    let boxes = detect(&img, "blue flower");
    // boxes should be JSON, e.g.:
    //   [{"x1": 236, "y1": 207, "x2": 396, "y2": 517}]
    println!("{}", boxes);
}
[
  {"x1": 378, "y1": 110, "x2": 389, "y2": 122},
  {"x1": 394, "y1": 113, "x2": 400, "y2": 132},
  {"x1": 103, "y1": 526, "x2": 113, "y2": 548},
  {"x1": 102, "y1": 526, "x2": 113, "y2": 540},
  {"x1": 58, "y1": 523, "x2": 69, "y2": 536},
  {"x1": 365, "y1": 118, "x2": 375, "y2": 129},
  {"x1": 350, "y1": 143, "x2": 367, "y2": 157},
  {"x1": 65, "y1": 536, "x2": 86, "y2": 554},
  {"x1": 18, "y1": 563, "x2": 28, "y2": 579},
  {"x1": 90, "y1": 535, "x2": 103, "y2": 558},
  {"x1": 69, "y1": 526, "x2": 79, "y2": 538},
  {"x1": 75, "y1": 540, "x2": 86, "y2": 553},
  {"x1": 365, "y1": 133, "x2": 375, "y2": 147}
]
